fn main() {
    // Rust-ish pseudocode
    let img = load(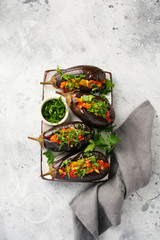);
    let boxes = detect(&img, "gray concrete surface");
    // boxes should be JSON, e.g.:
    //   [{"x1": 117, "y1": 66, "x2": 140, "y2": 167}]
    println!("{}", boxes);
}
[{"x1": 0, "y1": 0, "x2": 160, "y2": 239}]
